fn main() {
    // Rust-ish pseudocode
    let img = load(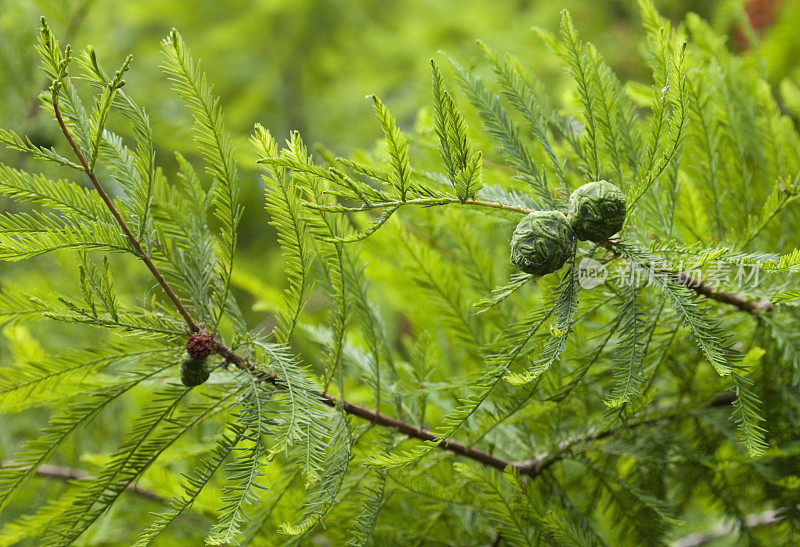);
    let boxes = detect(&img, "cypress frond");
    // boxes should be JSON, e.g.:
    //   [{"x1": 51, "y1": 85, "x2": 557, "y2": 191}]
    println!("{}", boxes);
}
[
  {"x1": 208, "y1": 381, "x2": 272, "y2": 545},
  {"x1": 615, "y1": 242, "x2": 769, "y2": 456},
  {"x1": 324, "y1": 205, "x2": 400, "y2": 244},
  {"x1": 262, "y1": 132, "x2": 391, "y2": 205},
  {"x1": 371, "y1": 95, "x2": 412, "y2": 201},
  {"x1": 79, "y1": 47, "x2": 157, "y2": 242},
  {"x1": 572, "y1": 456, "x2": 675, "y2": 543},
  {"x1": 729, "y1": 371, "x2": 768, "y2": 457},
  {"x1": 0, "y1": 129, "x2": 82, "y2": 169},
  {"x1": 461, "y1": 464, "x2": 536, "y2": 545},
  {"x1": 397, "y1": 228, "x2": 482, "y2": 356},
  {"x1": 431, "y1": 59, "x2": 483, "y2": 201},
  {"x1": 278, "y1": 412, "x2": 351, "y2": 537},
  {"x1": 345, "y1": 256, "x2": 399, "y2": 413},
  {"x1": 605, "y1": 284, "x2": 646, "y2": 407},
  {"x1": 757, "y1": 248, "x2": 800, "y2": 272},
  {"x1": 473, "y1": 272, "x2": 532, "y2": 314},
  {"x1": 41, "y1": 384, "x2": 193, "y2": 544},
  {"x1": 134, "y1": 423, "x2": 244, "y2": 546},
  {"x1": 534, "y1": 476, "x2": 607, "y2": 546},
  {"x1": 252, "y1": 124, "x2": 315, "y2": 342},
  {"x1": 235, "y1": 471, "x2": 300, "y2": 545},
  {"x1": 42, "y1": 385, "x2": 237, "y2": 545},
  {"x1": 449, "y1": 57, "x2": 553, "y2": 208},
  {"x1": 450, "y1": 215, "x2": 498, "y2": 296},
  {"x1": 160, "y1": 29, "x2": 242, "y2": 329},
  {"x1": 585, "y1": 41, "x2": 642, "y2": 183},
  {"x1": 540, "y1": 10, "x2": 604, "y2": 180},
  {"x1": 346, "y1": 468, "x2": 388, "y2": 546},
  {"x1": 615, "y1": 242, "x2": 737, "y2": 377},
  {"x1": 0, "y1": 208, "x2": 132, "y2": 260},
  {"x1": 628, "y1": 40, "x2": 688, "y2": 213},
  {"x1": 0, "y1": 344, "x2": 168, "y2": 413},
  {"x1": 772, "y1": 289, "x2": 800, "y2": 304},
  {"x1": 0, "y1": 360, "x2": 177, "y2": 513},
  {"x1": 505, "y1": 253, "x2": 580, "y2": 385},
  {"x1": 478, "y1": 41, "x2": 569, "y2": 193},
  {"x1": 478, "y1": 183, "x2": 545, "y2": 212},
  {"x1": 8, "y1": 290, "x2": 186, "y2": 340},
  {"x1": 35, "y1": 20, "x2": 94, "y2": 160},
  {"x1": 257, "y1": 342, "x2": 332, "y2": 485},
  {"x1": 370, "y1": 305, "x2": 552, "y2": 468},
  {"x1": 0, "y1": 164, "x2": 110, "y2": 220},
  {"x1": 86, "y1": 57, "x2": 131, "y2": 168},
  {"x1": 0, "y1": 489, "x2": 85, "y2": 545},
  {"x1": 305, "y1": 202, "x2": 350, "y2": 392}
]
